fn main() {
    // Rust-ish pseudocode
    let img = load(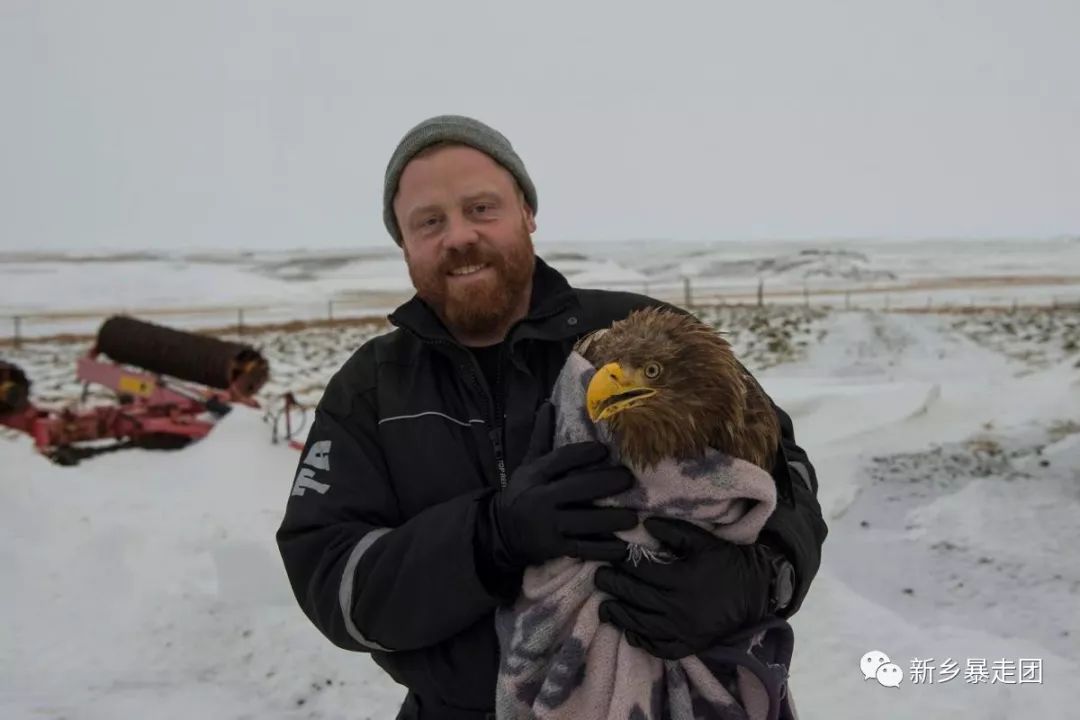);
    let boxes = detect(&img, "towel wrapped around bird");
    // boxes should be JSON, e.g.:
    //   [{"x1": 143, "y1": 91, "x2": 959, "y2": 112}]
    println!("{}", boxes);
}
[{"x1": 494, "y1": 307, "x2": 793, "y2": 720}]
